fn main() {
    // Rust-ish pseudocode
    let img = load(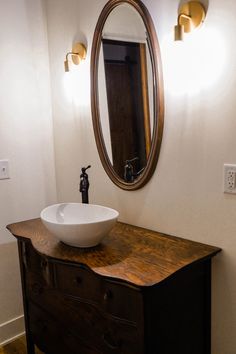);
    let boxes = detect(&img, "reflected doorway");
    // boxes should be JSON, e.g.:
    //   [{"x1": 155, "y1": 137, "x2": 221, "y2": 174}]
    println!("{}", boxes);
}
[{"x1": 102, "y1": 39, "x2": 151, "y2": 180}]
